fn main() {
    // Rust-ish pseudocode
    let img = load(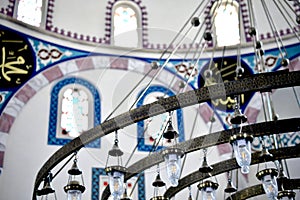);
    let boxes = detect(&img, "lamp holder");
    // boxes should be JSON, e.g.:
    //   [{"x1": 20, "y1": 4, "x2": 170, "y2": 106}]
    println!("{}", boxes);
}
[
  {"x1": 197, "y1": 180, "x2": 219, "y2": 191},
  {"x1": 229, "y1": 132, "x2": 253, "y2": 144},
  {"x1": 68, "y1": 160, "x2": 82, "y2": 175},
  {"x1": 256, "y1": 168, "x2": 278, "y2": 180},
  {"x1": 278, "y1": 190, "x2": 296, "y2": 199},
  {"x1": 64, "y1": 180, "x2": 86, "y2": 193},
  {"x1": 150, "y1": 196, "x2": 169, "y2": 200},
  {"x1": 162, "y1": 147, "x2": 184, "y2": 158},
  {"x1": 163, "y1": 121, "x2": 179, "y2": 140},
  {"x1": 152, "y1": 173, "x2": 166, "y2": 187},
  {"x1": 105, "y1": 166, "x2": 127, "y2": 175}
]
